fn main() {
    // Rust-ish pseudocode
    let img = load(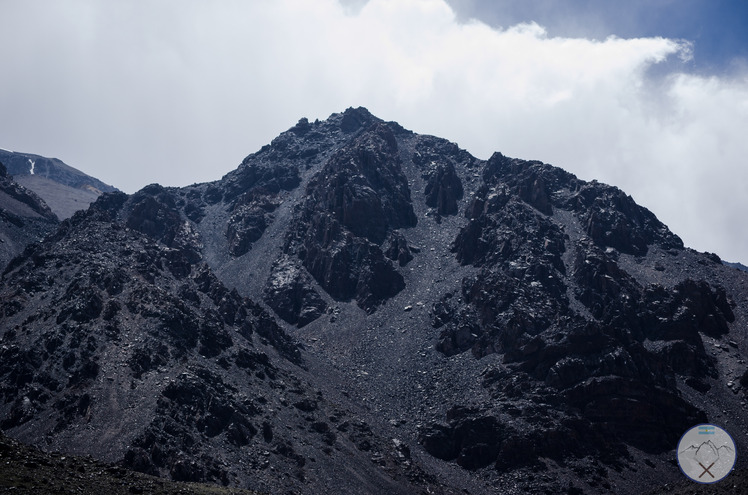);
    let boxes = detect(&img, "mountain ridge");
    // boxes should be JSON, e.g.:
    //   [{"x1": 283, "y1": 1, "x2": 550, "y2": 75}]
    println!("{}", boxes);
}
[{"x1": 0, "y1": 149, "x2": 117, "y2": 220}]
